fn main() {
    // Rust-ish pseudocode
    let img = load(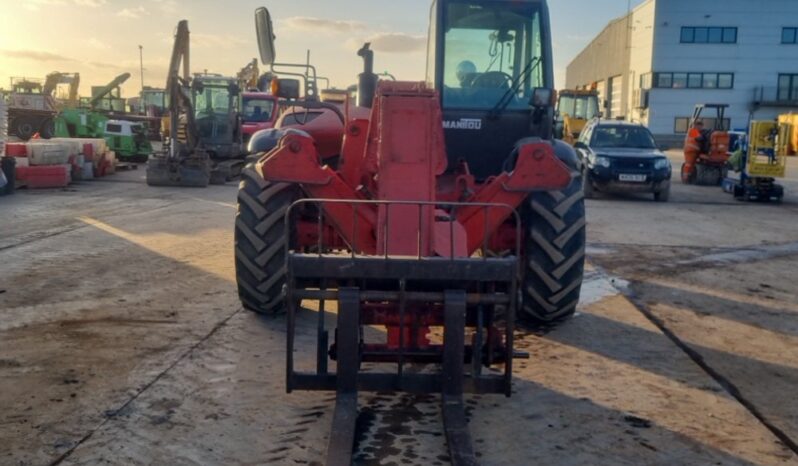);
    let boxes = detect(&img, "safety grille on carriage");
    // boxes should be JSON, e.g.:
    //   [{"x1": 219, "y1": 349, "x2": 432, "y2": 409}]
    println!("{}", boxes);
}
[{"x1": 282, "y1": 198, "x2": 525, "y2": 395}]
